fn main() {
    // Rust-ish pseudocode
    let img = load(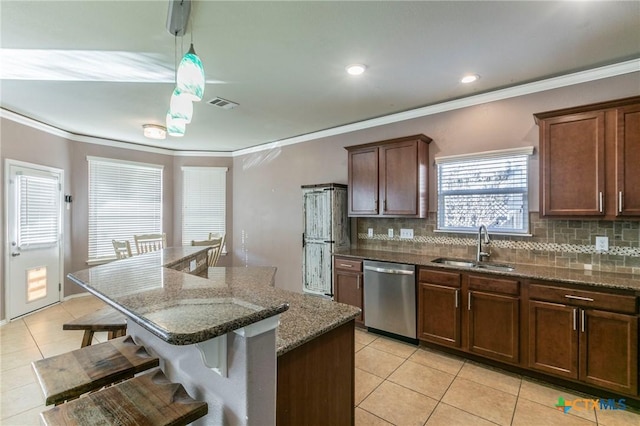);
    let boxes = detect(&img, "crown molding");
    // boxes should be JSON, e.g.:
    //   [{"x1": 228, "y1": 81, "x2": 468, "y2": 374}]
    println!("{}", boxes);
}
[
  {"x1": 3, "y1": 58, "x2": 638, "y2": 158},
  {"x1": 233, "y1": 59, "x2": 639, "y2": 157}
]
